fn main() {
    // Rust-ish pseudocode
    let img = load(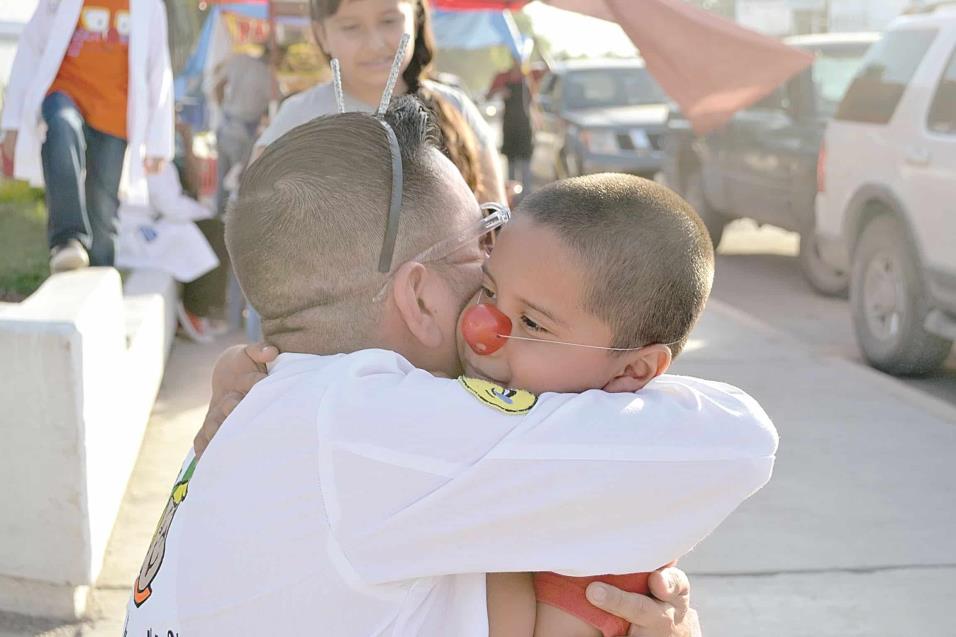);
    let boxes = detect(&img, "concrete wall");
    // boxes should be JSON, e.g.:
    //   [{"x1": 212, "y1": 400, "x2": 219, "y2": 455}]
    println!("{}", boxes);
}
[{"x1": 0, "y1": 268, "x2": 175, "y2": 619}]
